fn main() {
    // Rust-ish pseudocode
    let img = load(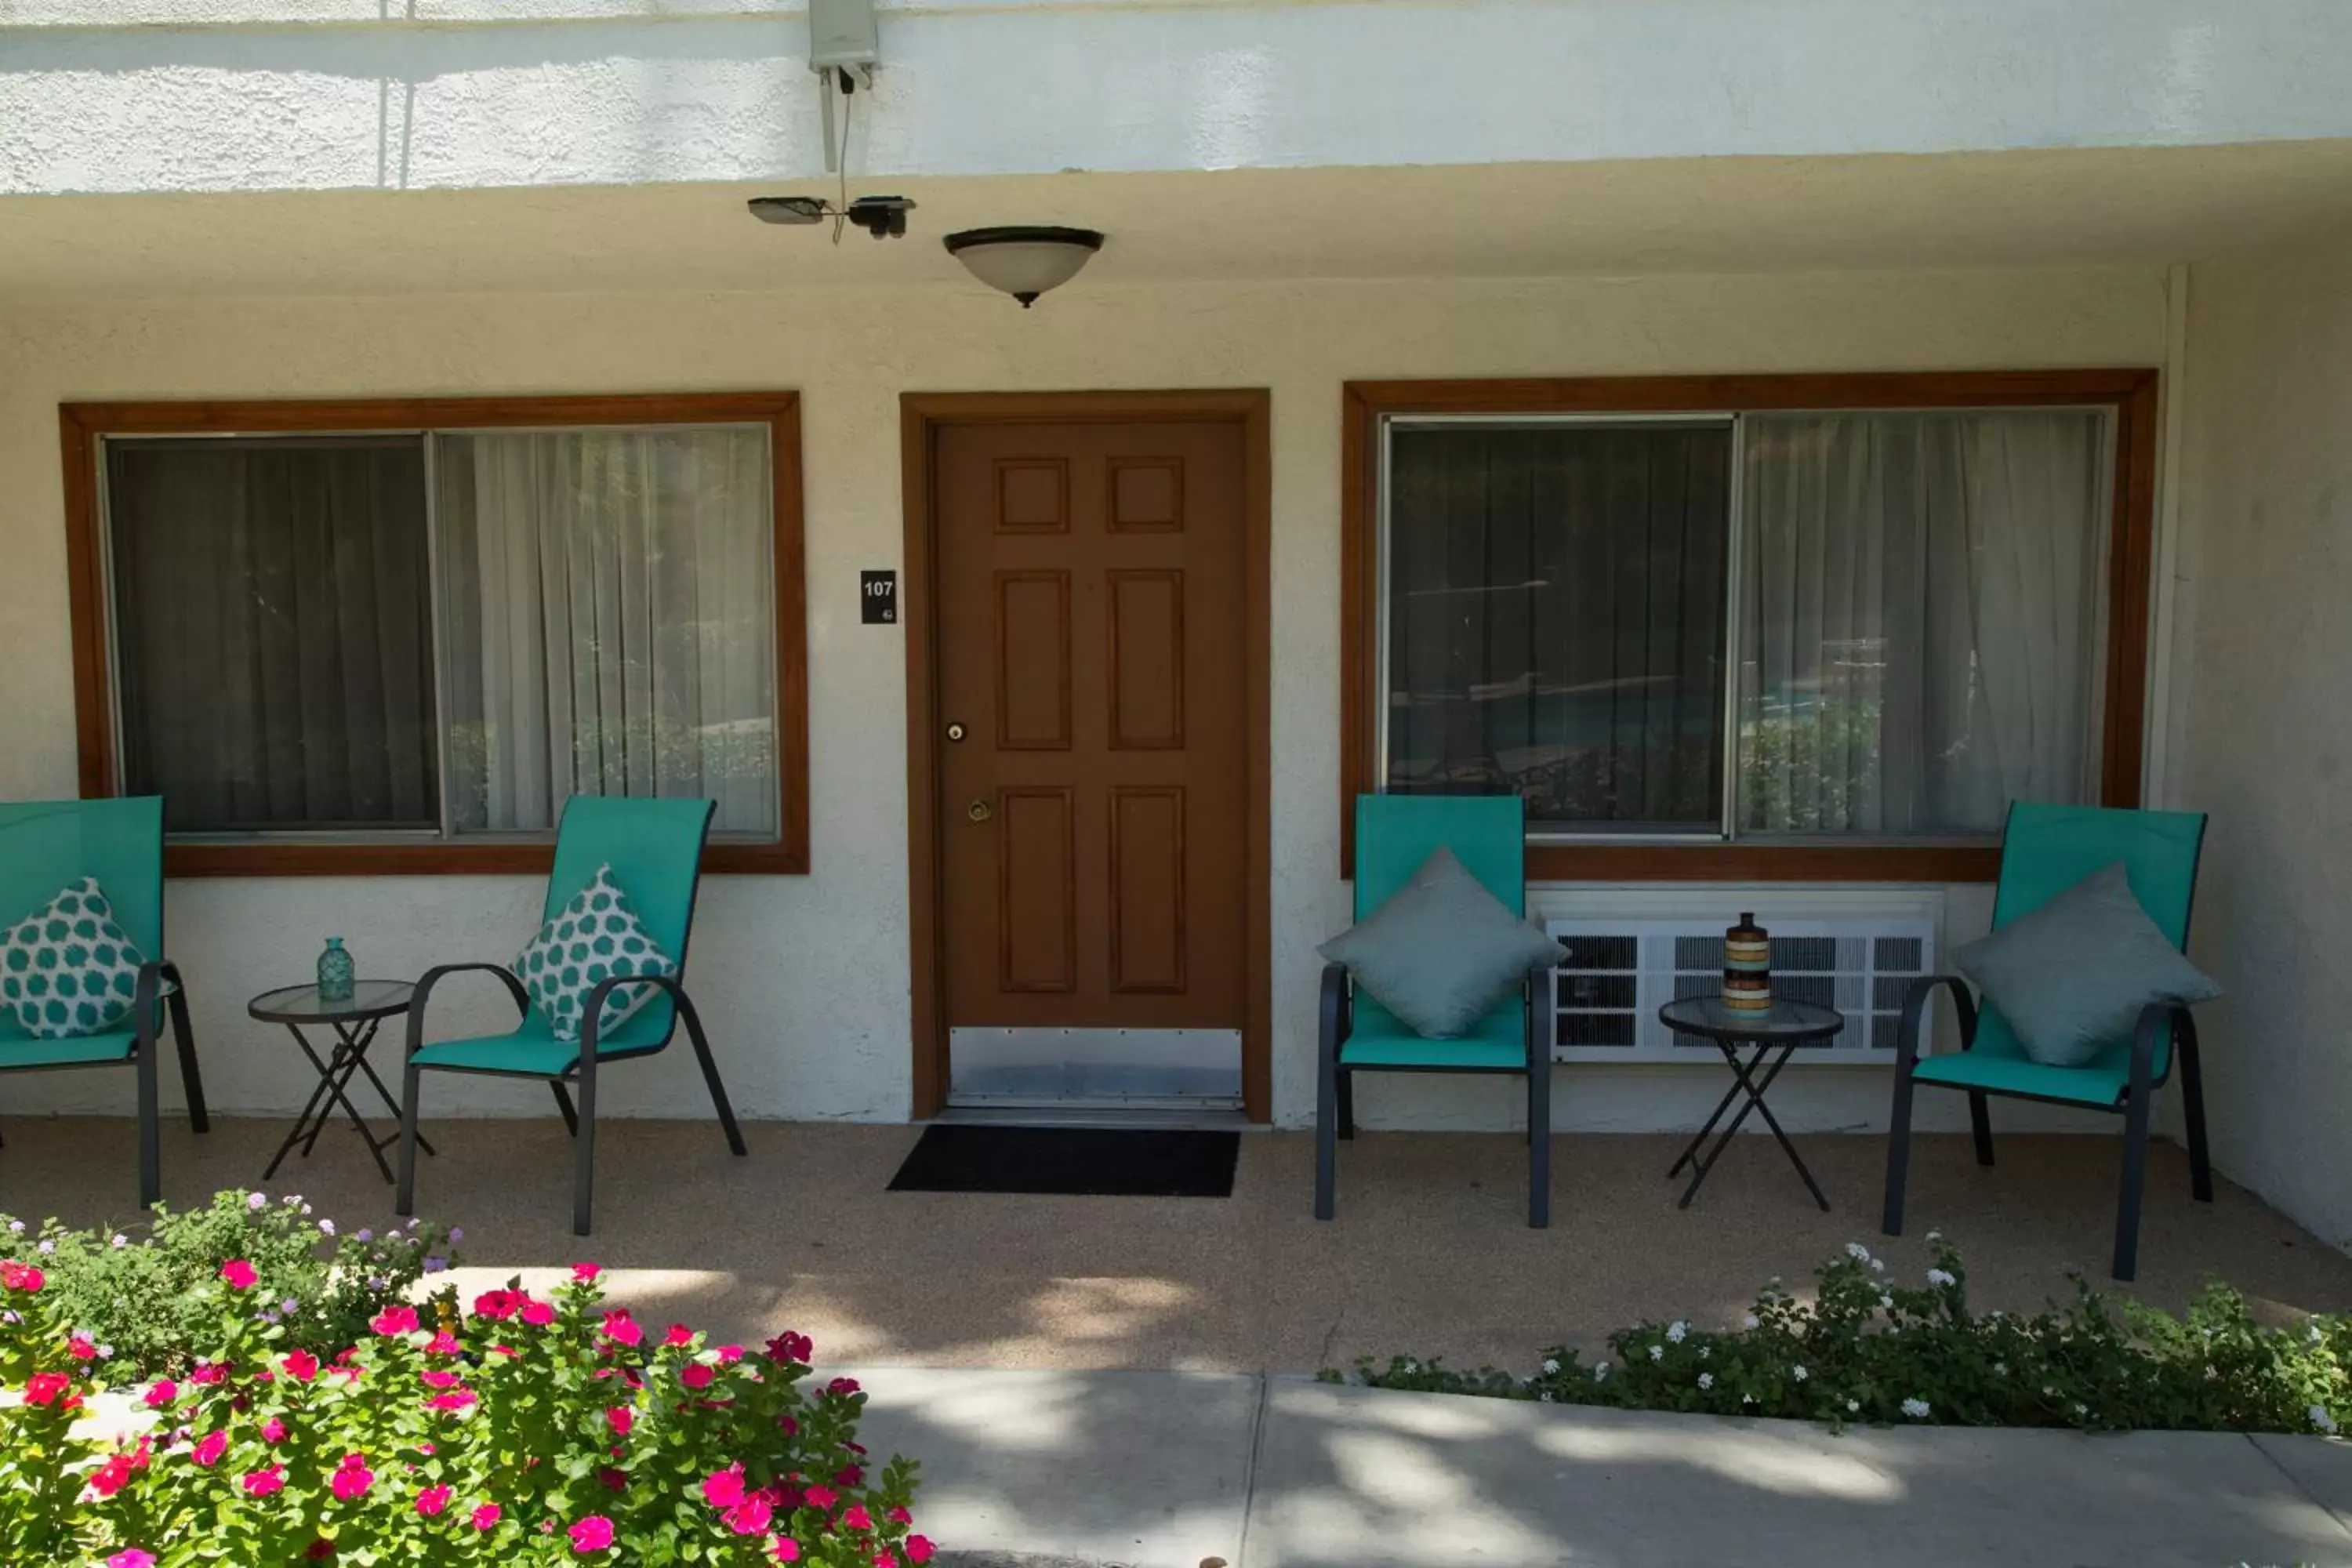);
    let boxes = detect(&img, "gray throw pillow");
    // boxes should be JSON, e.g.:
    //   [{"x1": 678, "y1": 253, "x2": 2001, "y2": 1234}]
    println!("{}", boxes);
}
[
  {"x1": 1952, "y1": 862, "x2": 2221, "y2": 1068},
  {"x1": 1319, "y1": 847, "x2": 1566, "y2": 1039}
]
